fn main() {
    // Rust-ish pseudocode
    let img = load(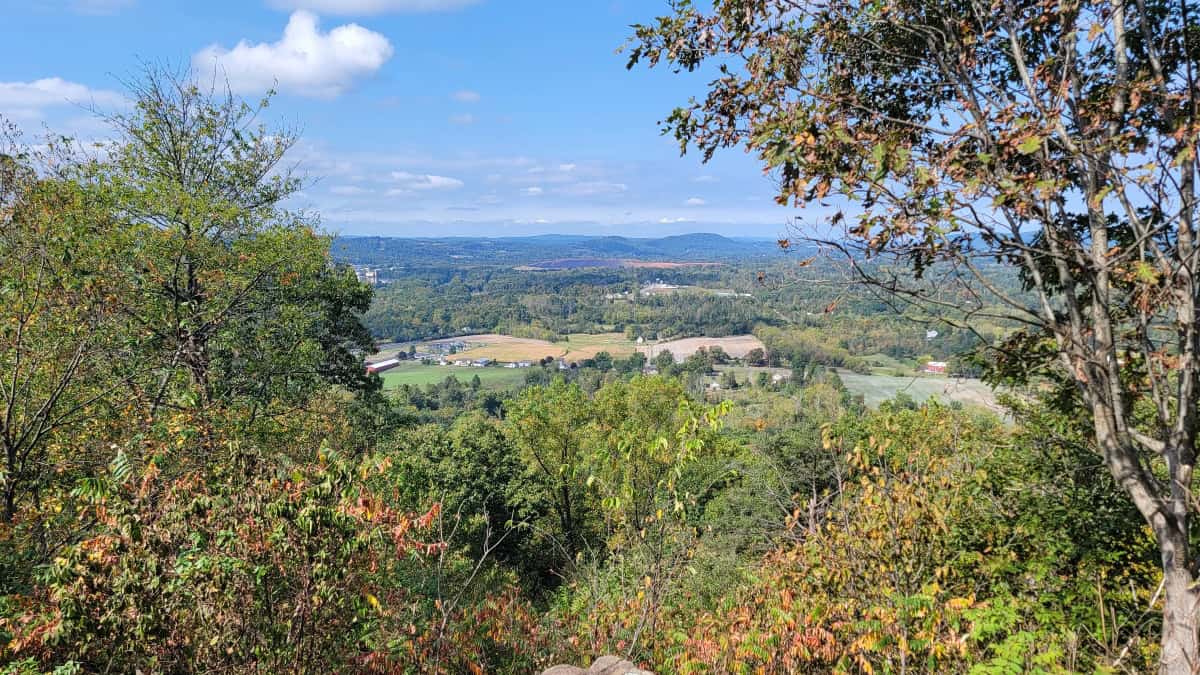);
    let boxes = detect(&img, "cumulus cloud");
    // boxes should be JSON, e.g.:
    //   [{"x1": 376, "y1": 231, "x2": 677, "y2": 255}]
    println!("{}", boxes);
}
[
  {"x1": 268, "y1": 0, "x2": 481, "y2": 14},
  {"x1": 558, "y1": 163, "x2": 576, "y2": 172},
  {"x1": 684, "y1": 197, "x2": 706, "y2": 206},
  {"x1": 388, "y1": 171, "x2": 464, "y2": 193},
  {"x1": 192, "y1": 11, "x2": 393, "y2": 99},
  {"x1": 0, "y1": 78, "x2": 124, "y2": 119},
  {"x1": 452, "y1": 89, "x2": 480, "y2": 103},
  {"x1": 659, "y1": 217, "x2": 693, "y2": 224},
  {"x1": 521, "y1": 186, "x2": 544, "y2": 197}
]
